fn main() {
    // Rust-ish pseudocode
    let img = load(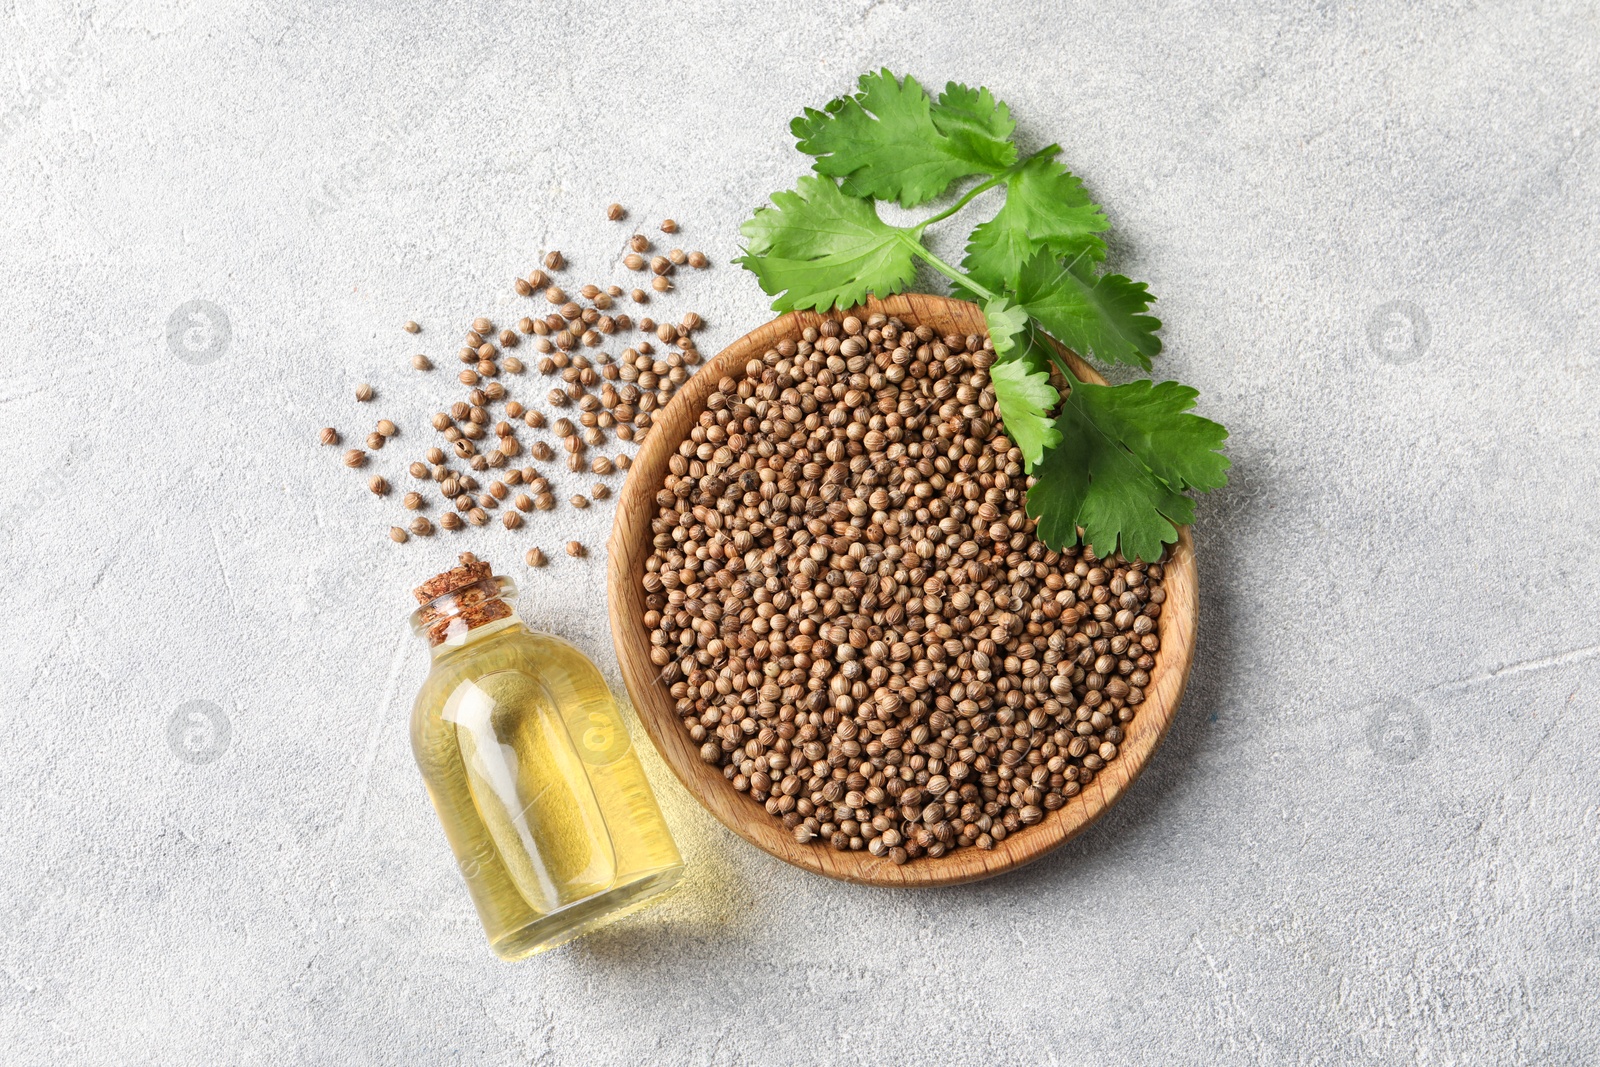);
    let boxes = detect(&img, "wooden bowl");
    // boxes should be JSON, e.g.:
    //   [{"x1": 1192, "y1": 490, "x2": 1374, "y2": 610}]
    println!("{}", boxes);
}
[{"x1": 608, "y1": 293, "x2": 1198, "y2": 887}]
